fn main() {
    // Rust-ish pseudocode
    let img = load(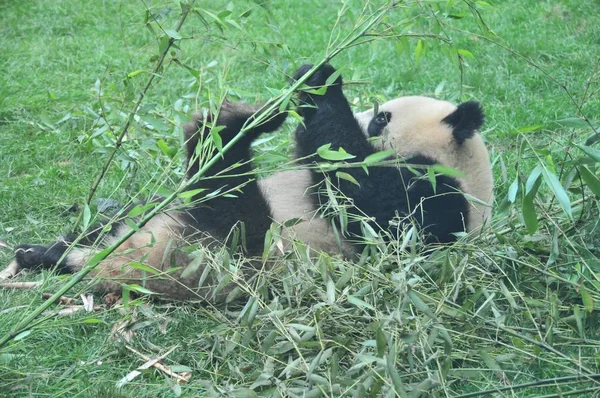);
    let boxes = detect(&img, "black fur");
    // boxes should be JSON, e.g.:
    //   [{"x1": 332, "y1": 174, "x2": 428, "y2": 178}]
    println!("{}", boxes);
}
[
  {"x1": 442, "y1": 100, "x2": 484, "y2": 145},
  {"x1": 15, "y1": 242, "x2": 74, "y2": 273},
  {"x1": 367, "y1": 111, "x2": 392, "y2": 137},
  {"x1": 14, "y1": 223, "x2": 119, "y2": 273},
  {"x1": 294, "y1": 64, "x2": 469, "y2": 243}
]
